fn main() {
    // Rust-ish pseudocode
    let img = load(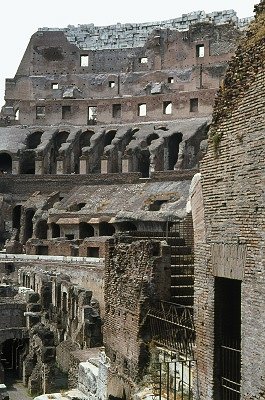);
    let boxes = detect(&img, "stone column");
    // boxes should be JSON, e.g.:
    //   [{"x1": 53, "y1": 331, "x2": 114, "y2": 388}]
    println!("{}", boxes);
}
[
  {"x1": 56, "y1": 158, "x2": 64, "y2": 175},
  {"x1": 101, "y1": 157, "x2": 110, "y2": 174},
  {"x1": 80, "y1": 156, "x2": 88, "y2": 174},
  {"x1": 122, "y1": 155, "x2": 132, "y2": 173},
  {"x1": 35, "y1": 156, "x2": 44, "y2": 175},
  {"x1": 12, "y1": 156, "x2": 20, "y2": 174}
]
